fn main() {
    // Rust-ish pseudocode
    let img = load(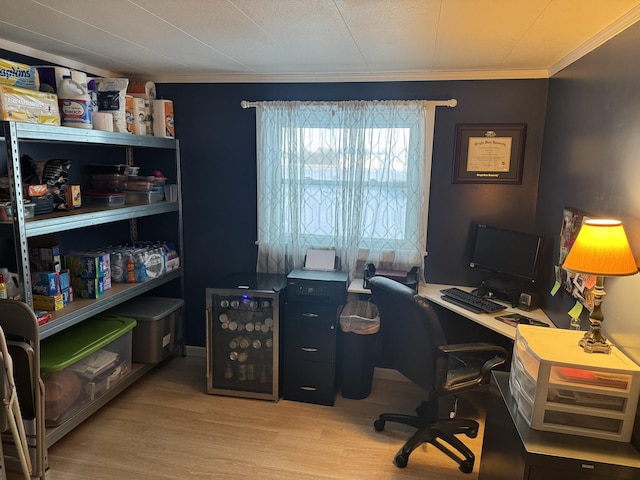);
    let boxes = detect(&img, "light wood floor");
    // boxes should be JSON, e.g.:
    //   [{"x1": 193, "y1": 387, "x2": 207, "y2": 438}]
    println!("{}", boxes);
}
[{"x1": 16, "y1": 355, "x2": 490, "y2": 479}]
